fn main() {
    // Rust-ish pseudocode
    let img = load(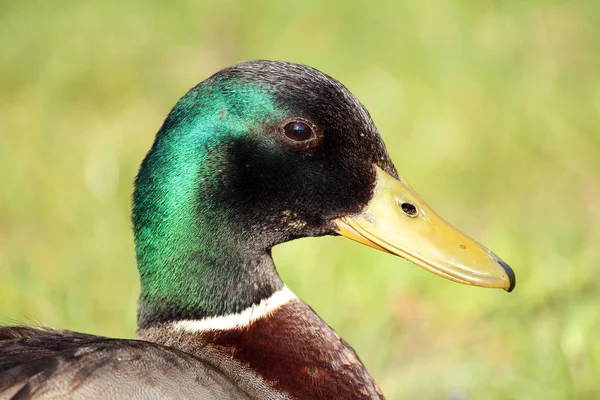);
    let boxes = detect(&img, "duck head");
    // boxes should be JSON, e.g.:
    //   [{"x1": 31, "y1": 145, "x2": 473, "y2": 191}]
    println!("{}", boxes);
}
[{"x1": 133, "y1": 60, "x2": 514, "y2": 326}]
